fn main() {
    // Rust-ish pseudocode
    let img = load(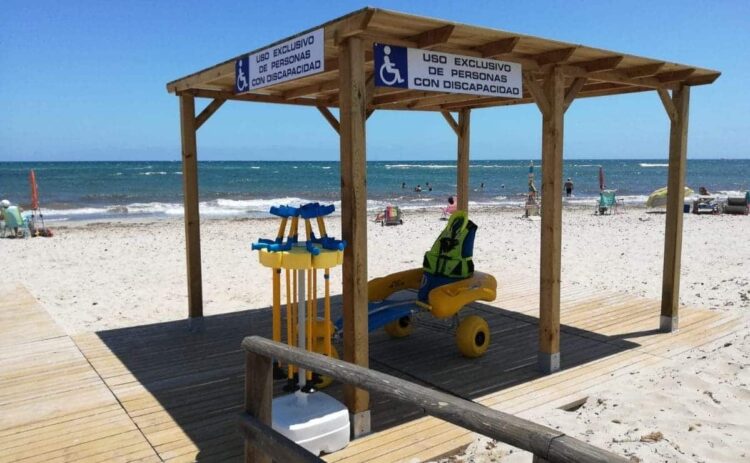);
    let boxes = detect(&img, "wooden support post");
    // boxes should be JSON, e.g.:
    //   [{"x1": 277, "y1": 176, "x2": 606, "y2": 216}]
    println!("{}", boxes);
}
[
  {"x1": 179, "y1": 94, "x2": 204, "y2": 330},
  {"x1": 244, "y1": 351, "x2": 273, "y2": 463},
  {"x1": 538, "y1": 68, "x2": 565, "y2": 373},
  {"x1": 457, "y1": 109, "x2": 471, "y2": 212},
  {"x1": 660, "y1": 85, "x2": 690, "y2": 332},
  {"x1": 338, "y1": 35, "x2": 371, "y2": 437}
]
